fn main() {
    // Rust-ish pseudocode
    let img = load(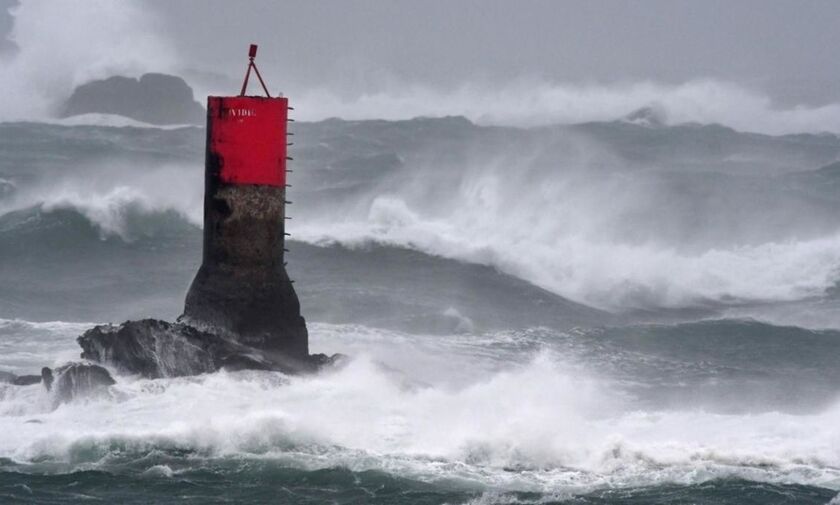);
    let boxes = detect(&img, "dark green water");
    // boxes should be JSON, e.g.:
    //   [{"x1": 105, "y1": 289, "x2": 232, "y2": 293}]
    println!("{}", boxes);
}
[{"x1": 1, "y1": 461, "x2": 835, "y2": 505}]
